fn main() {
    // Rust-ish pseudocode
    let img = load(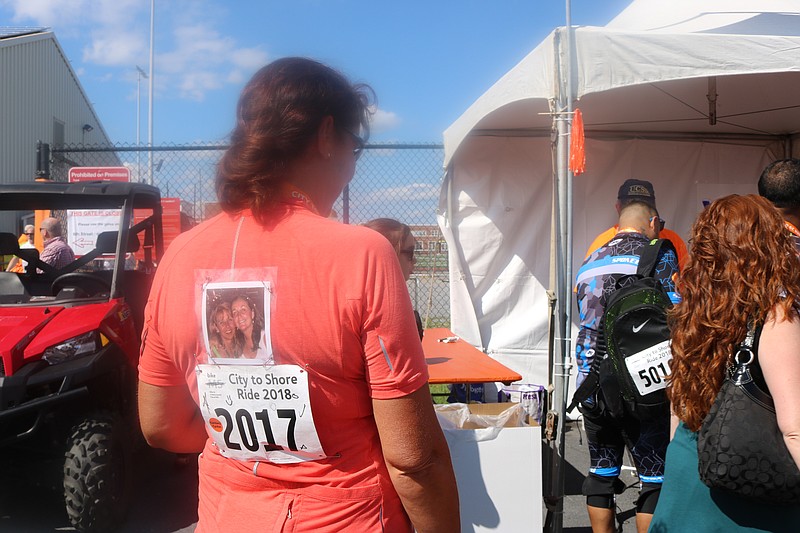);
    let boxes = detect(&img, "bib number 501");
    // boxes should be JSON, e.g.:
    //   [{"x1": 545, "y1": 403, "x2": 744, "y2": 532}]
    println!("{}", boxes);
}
[
  {"x1": 637, "y1": 362, "x2": 669, "y2": 390},
  {"x1": 624, "y1": 340, "x2": 672, "y2": 396}
]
